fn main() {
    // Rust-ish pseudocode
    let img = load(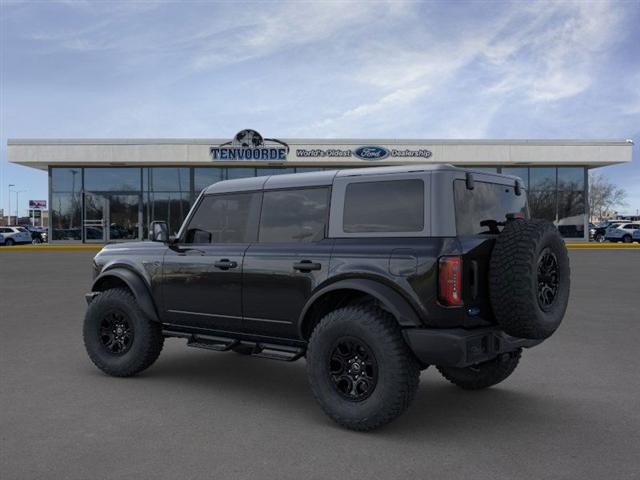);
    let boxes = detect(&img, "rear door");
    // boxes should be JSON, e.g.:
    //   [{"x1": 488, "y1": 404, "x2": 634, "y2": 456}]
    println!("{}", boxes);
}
[
  {"x1": 242, "y1": 187, "x2": 333, "y2": 338},
  {"x1": 161, "y1": 192, "x2": 261, "y2": 332}
]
